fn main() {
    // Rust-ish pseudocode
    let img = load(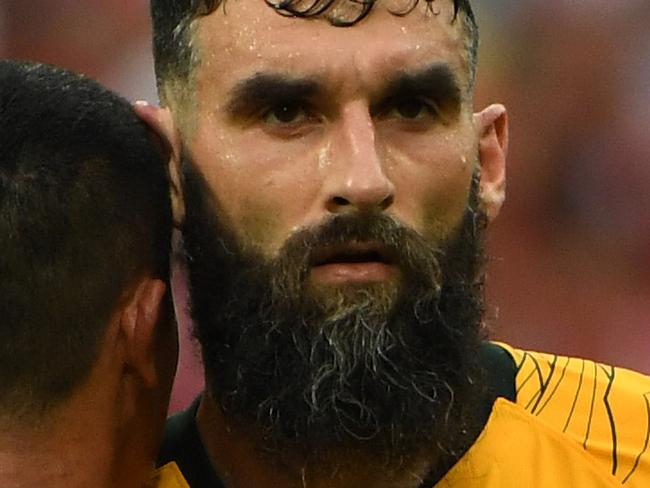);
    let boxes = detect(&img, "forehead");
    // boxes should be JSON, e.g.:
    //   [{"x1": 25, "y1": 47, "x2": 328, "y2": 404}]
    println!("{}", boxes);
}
[{"x1": 193, "y1": 0, "x2": 469, "y2": 93}]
